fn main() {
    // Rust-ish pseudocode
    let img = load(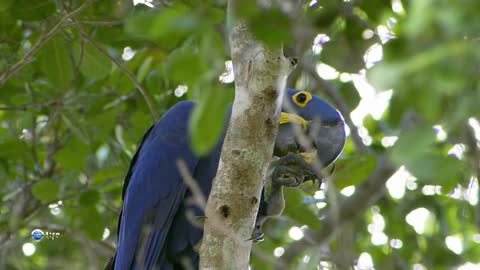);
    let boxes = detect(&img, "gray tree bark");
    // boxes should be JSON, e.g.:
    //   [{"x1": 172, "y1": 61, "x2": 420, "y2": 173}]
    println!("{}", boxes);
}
[{"x1": 199, "y1": 1, "x2": 293, "y2": 269}]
